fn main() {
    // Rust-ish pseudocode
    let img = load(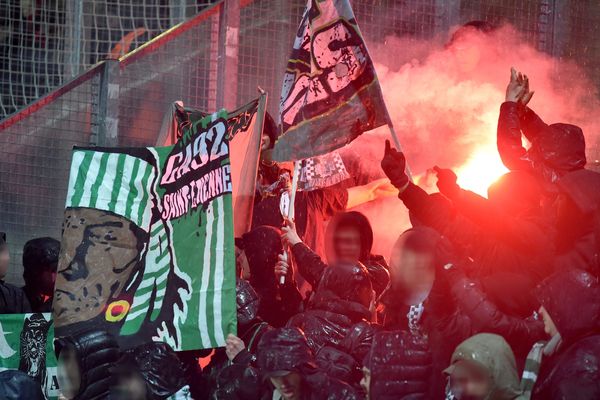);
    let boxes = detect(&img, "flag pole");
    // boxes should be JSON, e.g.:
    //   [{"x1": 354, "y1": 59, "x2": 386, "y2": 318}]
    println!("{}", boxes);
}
[{"x1": 280, "y1": 161, "x2": 301, "y2": 285}]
